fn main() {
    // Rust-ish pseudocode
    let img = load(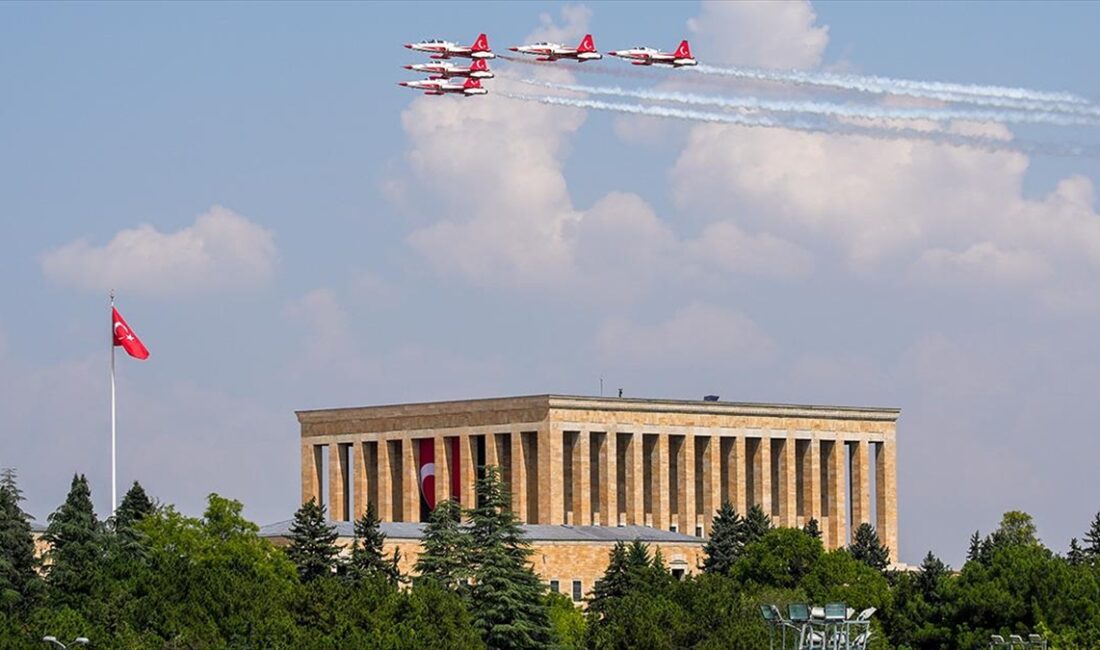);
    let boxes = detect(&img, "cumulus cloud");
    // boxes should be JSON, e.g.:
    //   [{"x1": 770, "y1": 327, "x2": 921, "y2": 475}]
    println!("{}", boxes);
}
[
  {"x1": 685, "y1": 221, "x2": 814, "y2": 279},
  {"x1": 687, "y1": 0, "x2": 828, "y2": 69},
  {"x1": 41, "y1": 205, "x2": 277, "y2": 295},
  {"x1": 525, "y1": 4, "x2": 593, "y2": 45},
  {"x1": 597, "y1": 303, "x2": 776, "y2": 365}
]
